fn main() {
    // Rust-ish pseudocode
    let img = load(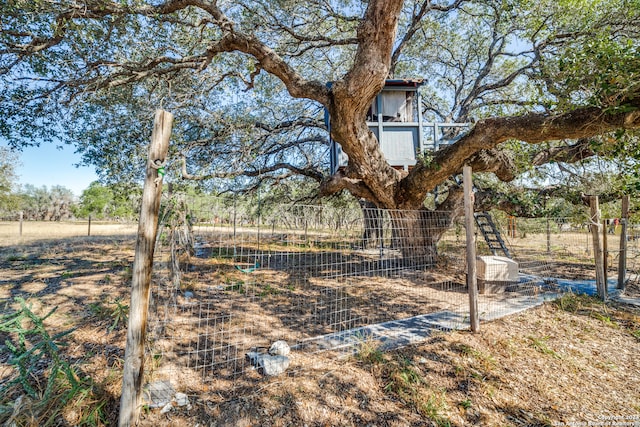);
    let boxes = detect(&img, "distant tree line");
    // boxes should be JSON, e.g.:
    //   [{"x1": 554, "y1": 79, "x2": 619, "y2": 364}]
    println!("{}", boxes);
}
[
  {"x1": 0, "y1": 152, "x2": 143, "y2": 221},
  {"x1": 16, "y1": 185, "x2": 75, "y2": 221},
  {"x1": 0, "y1": 182, "x2": 142, "y2": 221}
]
